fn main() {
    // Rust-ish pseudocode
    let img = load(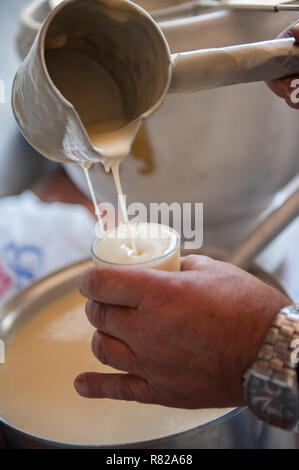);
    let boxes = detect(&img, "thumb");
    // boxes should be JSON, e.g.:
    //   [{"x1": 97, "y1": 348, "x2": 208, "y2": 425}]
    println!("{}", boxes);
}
[{"x1": 74, "y1": 372, "x2": 157, "y2": 404}]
